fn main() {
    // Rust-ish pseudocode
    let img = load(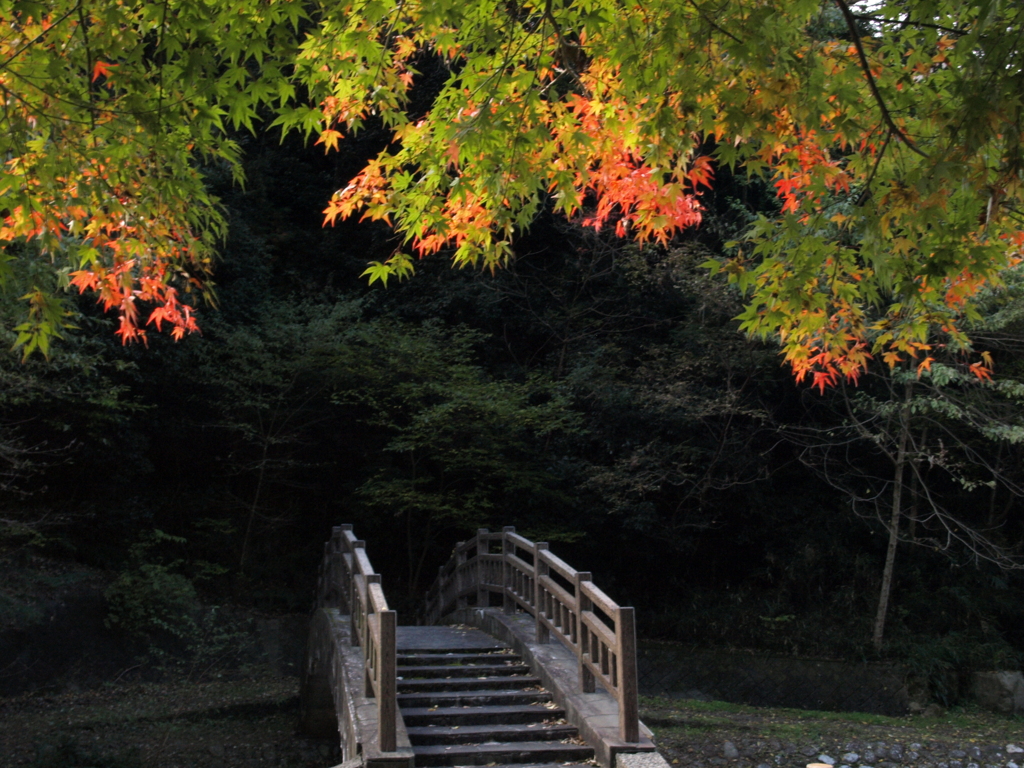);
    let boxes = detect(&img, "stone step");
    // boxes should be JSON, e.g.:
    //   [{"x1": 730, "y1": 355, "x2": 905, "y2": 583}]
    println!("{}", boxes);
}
[
  {"x1": 398, "y1": 663, "x2": 532, "y2": 678},
  {"x1": 398, "y1": 676, "x2": 541, "y2": 693},
  {"x1": 395, "y1": 647, "x2": 507, "y2": 659},
  {"x1": 412, "y1": 740, "x2": 595, "y2": 767},
  {"x1": 397, "y1": 689, "x2": 552, "y2": 708},
  {"x1": 405, "y1": 723, "x2": 579, "y2": 745},
  {"x1": 397, "y1": 651, "x2": 520, "y2": 665},
  {"x1": 401, "y1": 704, "x2": 566, "y2": 727}
]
